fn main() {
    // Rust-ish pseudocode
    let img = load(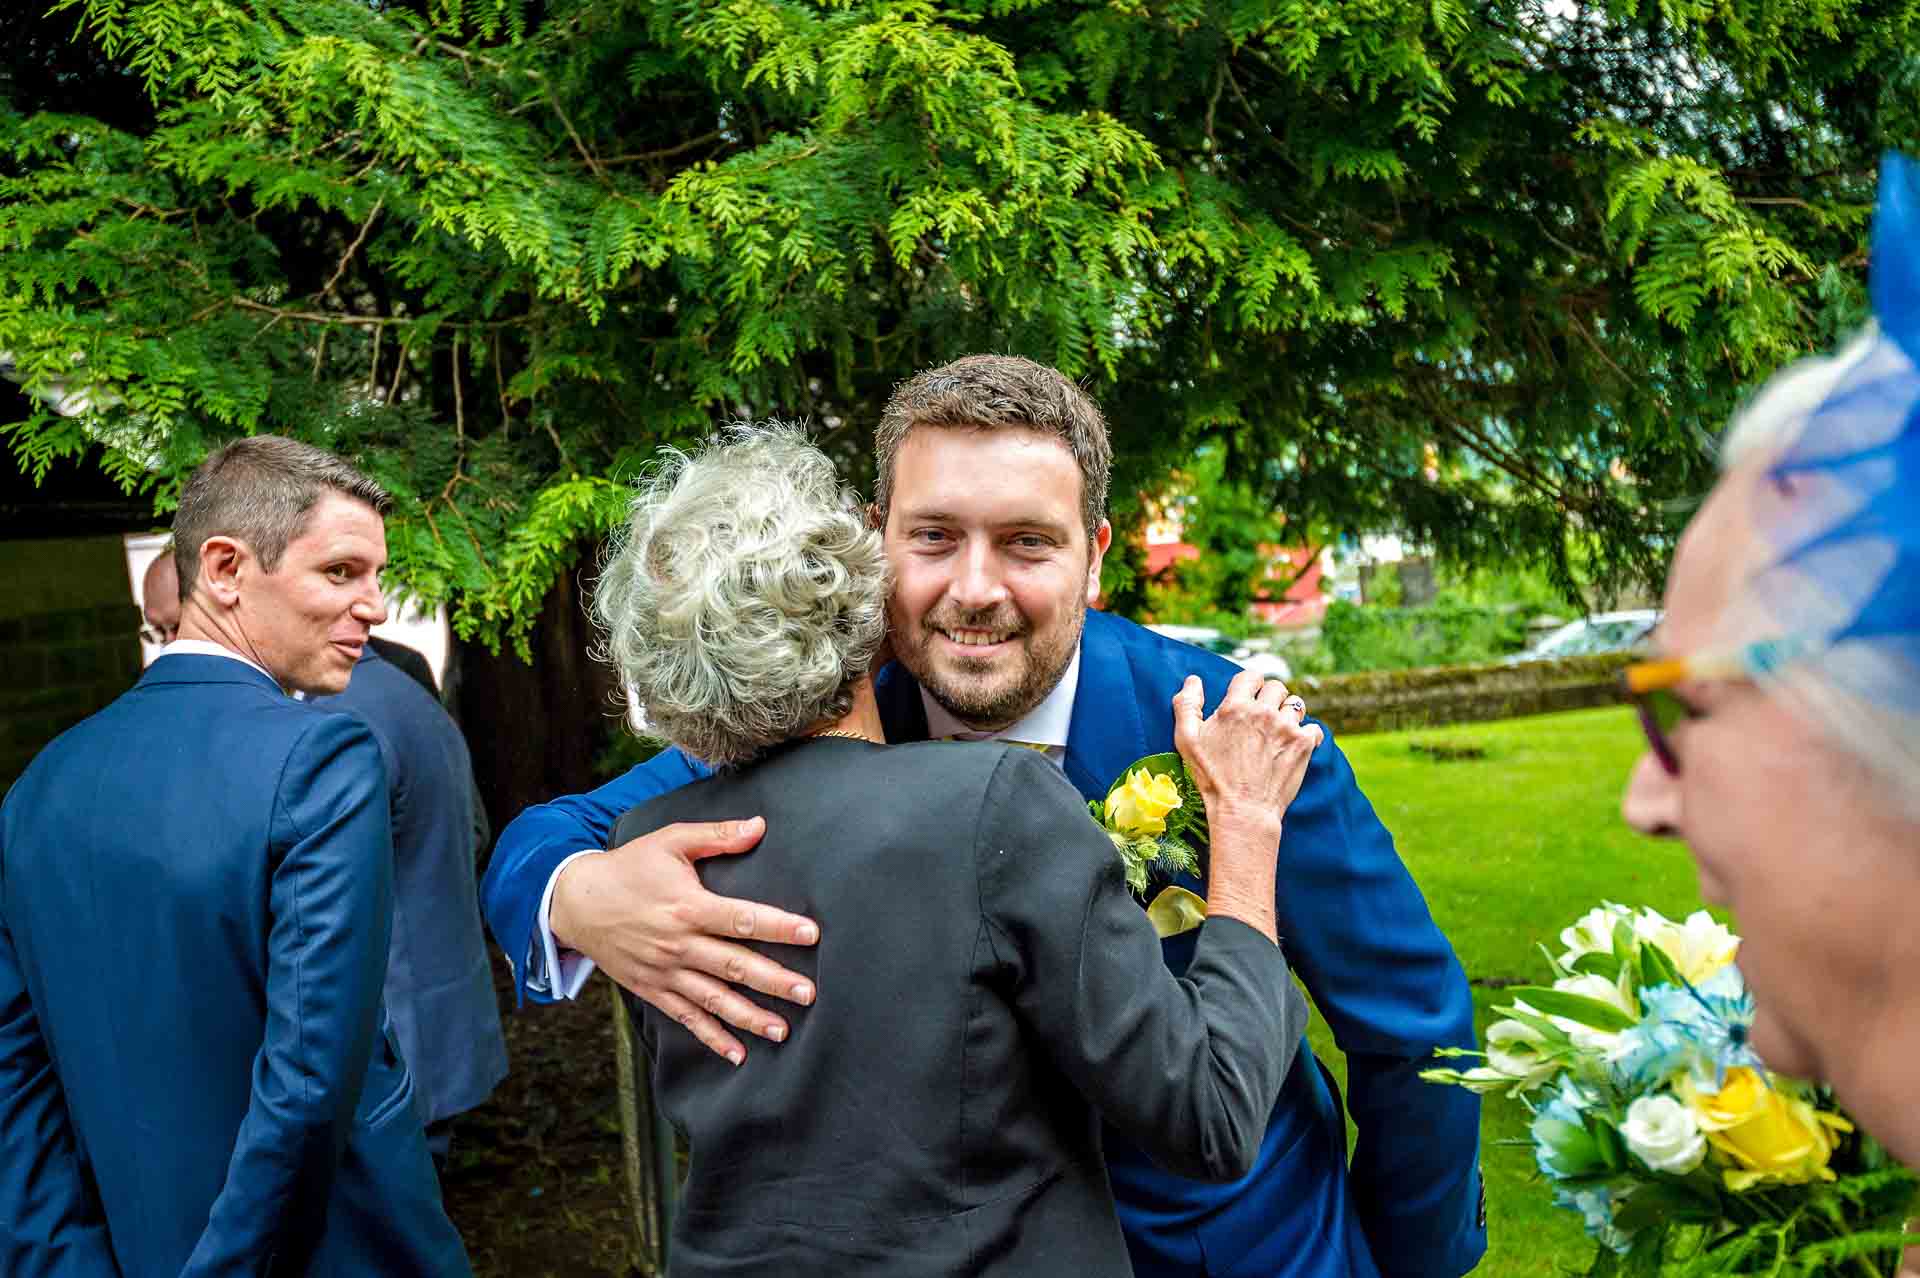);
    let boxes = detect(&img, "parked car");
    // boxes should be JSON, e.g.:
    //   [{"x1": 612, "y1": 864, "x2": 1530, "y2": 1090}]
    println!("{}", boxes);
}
[
  {"x1": 1504, "y1": 610, "x2": 1661, "y2": 663},
  {"x1": 1142, "y1": 623, "x2": 1293, "y2": 680}
]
